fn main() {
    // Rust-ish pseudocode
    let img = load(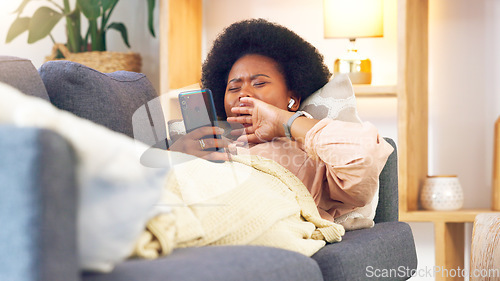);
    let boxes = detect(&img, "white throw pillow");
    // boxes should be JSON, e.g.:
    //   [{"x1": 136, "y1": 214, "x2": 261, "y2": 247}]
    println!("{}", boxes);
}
[
  {"x1": 300, "y1": 74, "x2": 362, "y2": 122},
  {"x1": 301, "y1": 74, "x2": 378, "y2": 231},
  {"x1": 0, "y1": 82, "x2": 171, "y2": 272}
]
